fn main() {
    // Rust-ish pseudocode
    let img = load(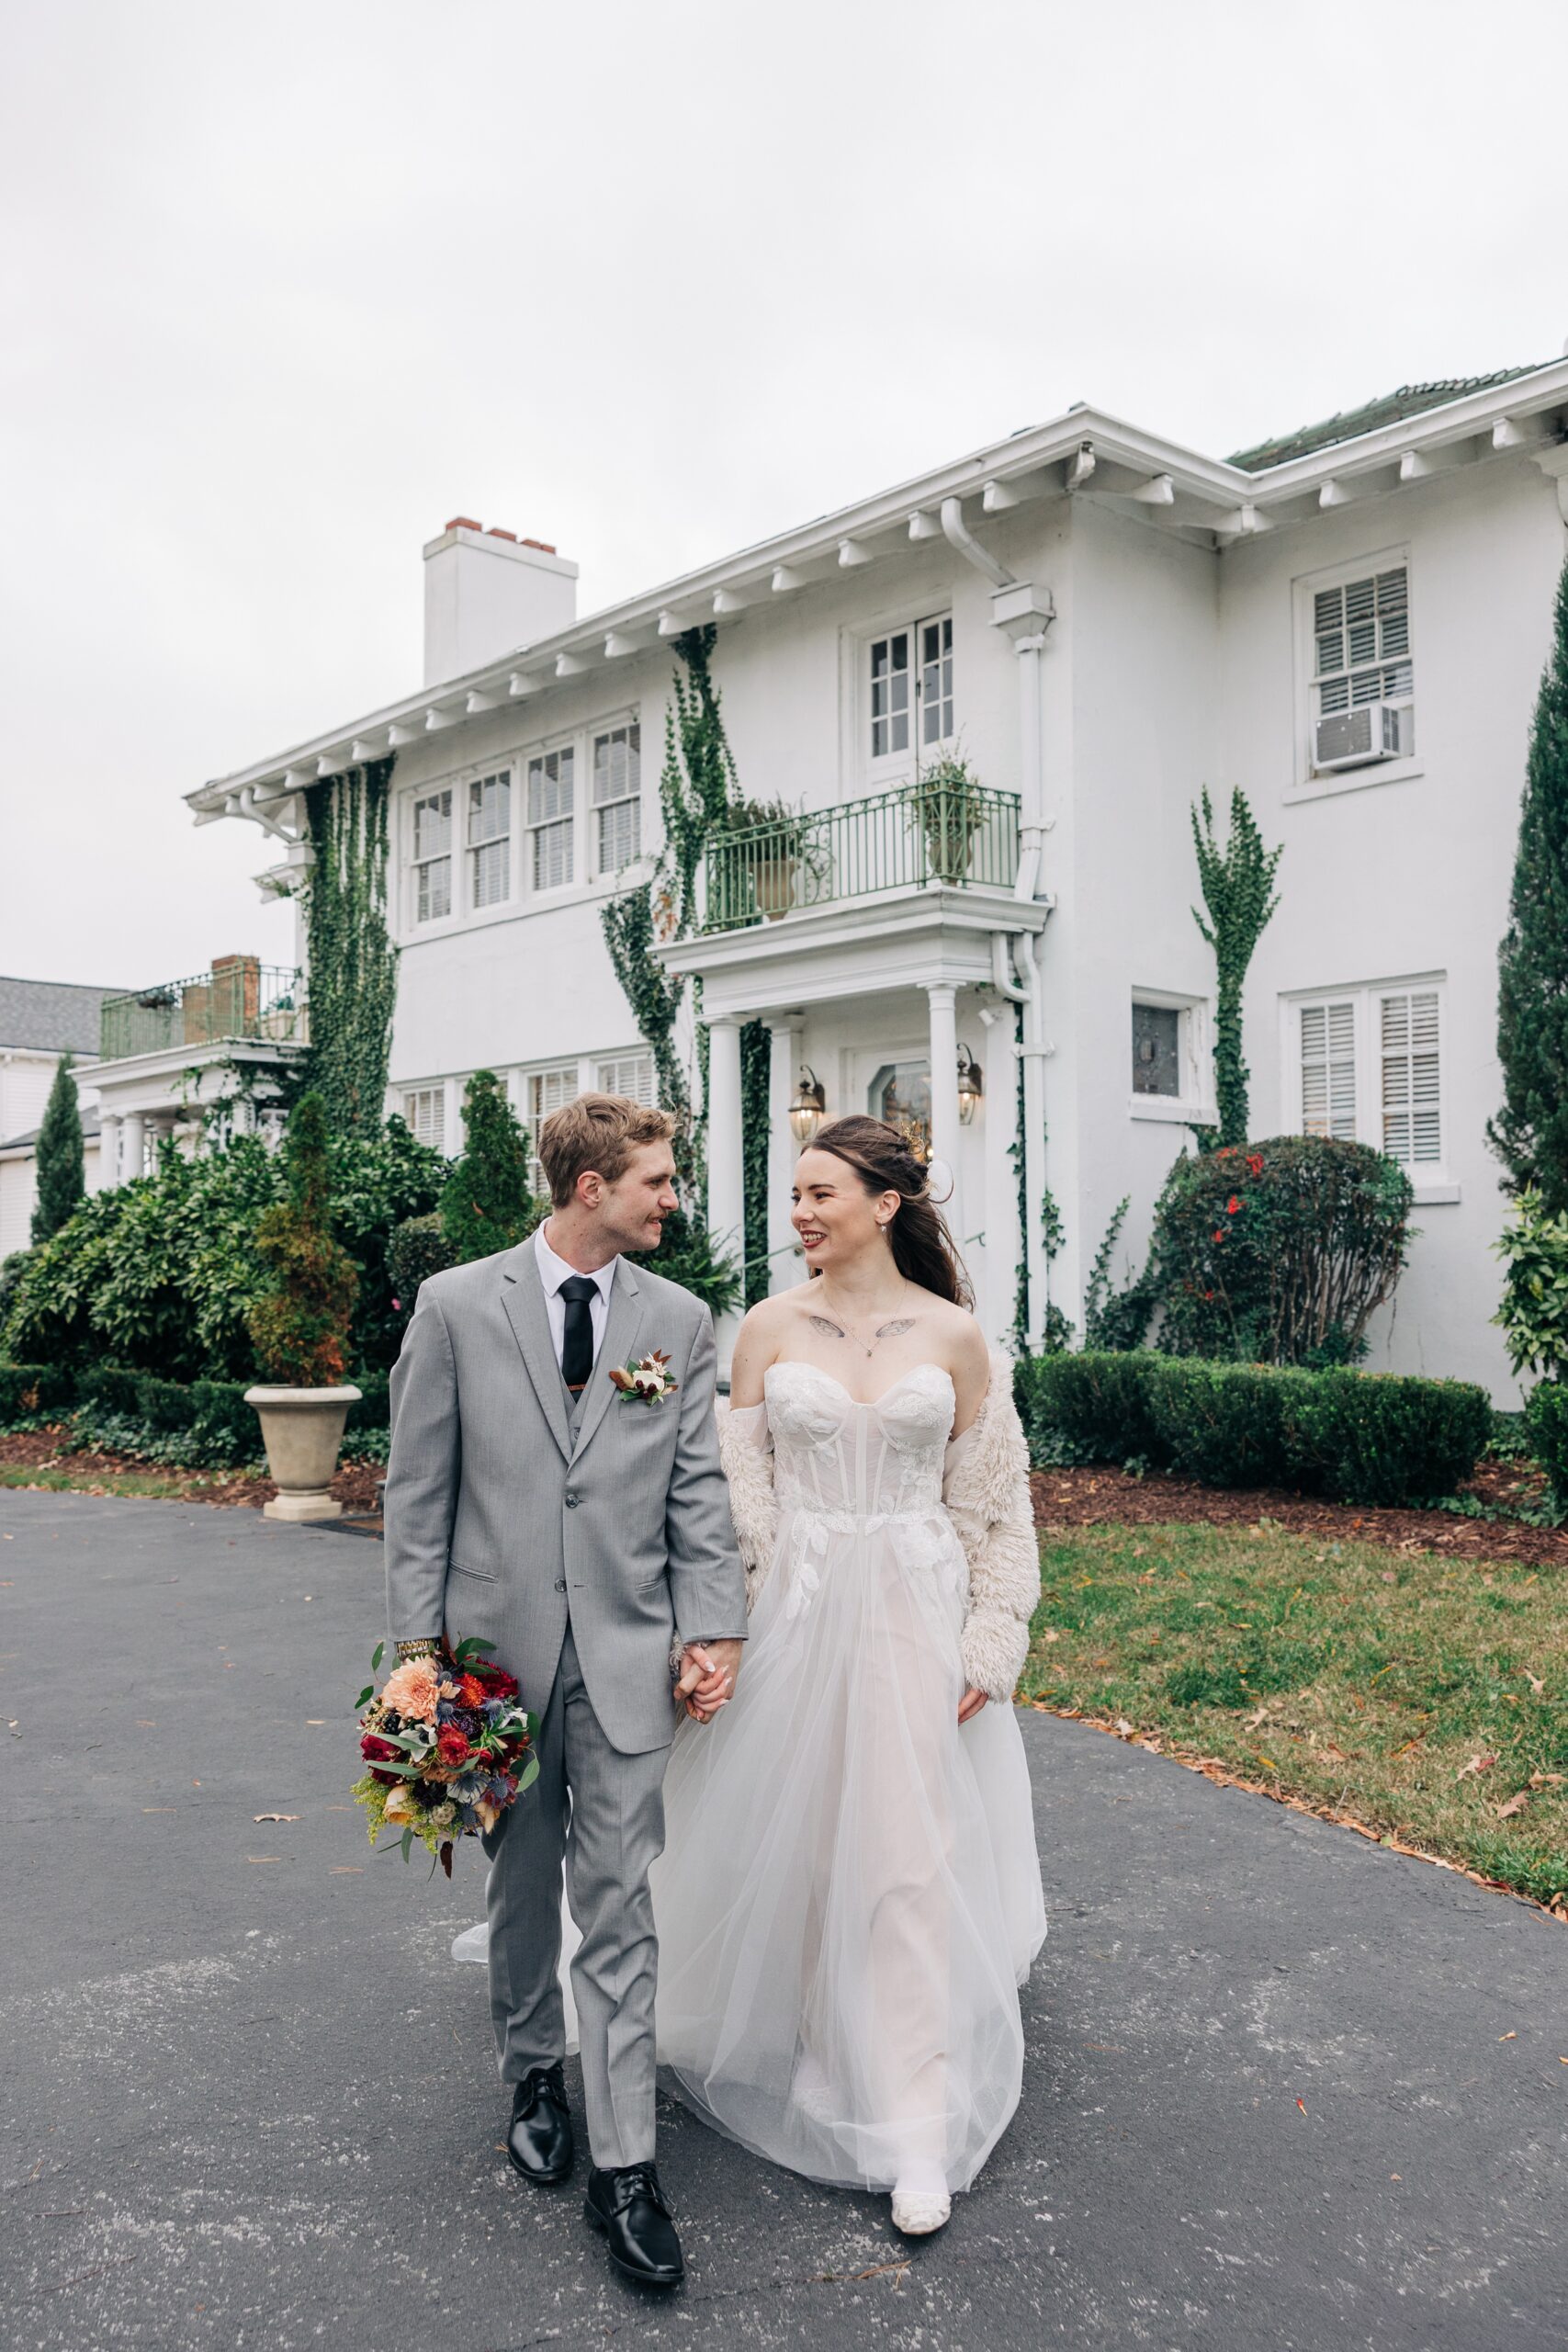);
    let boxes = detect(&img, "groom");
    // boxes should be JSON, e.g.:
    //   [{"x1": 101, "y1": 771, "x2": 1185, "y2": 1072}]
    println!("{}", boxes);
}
[{"x1": 385, "y1": 1092, "x2": 747, "y2": 2289}]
